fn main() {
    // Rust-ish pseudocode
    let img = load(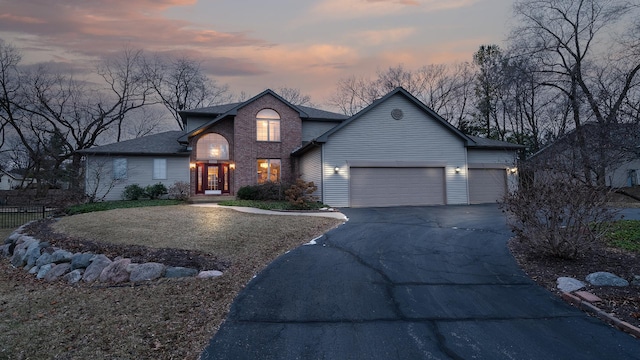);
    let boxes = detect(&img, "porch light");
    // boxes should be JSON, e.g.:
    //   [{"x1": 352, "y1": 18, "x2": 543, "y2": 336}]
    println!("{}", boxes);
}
[
  {"x1": 455, "y1": 166, "x2": 461, "y2": 173},
  {"x1": 189, "y1": 162, "x2": 196, "y2": 169},
  {"x1": 334, "y1": 166, "x2": 340, "y2": 174},
  {"x1": 508, "y1": 167, "x2": 518, "y2": 174},
  {"x1": 229, "y1": 163, "x2": 235, "y2": 170}
]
